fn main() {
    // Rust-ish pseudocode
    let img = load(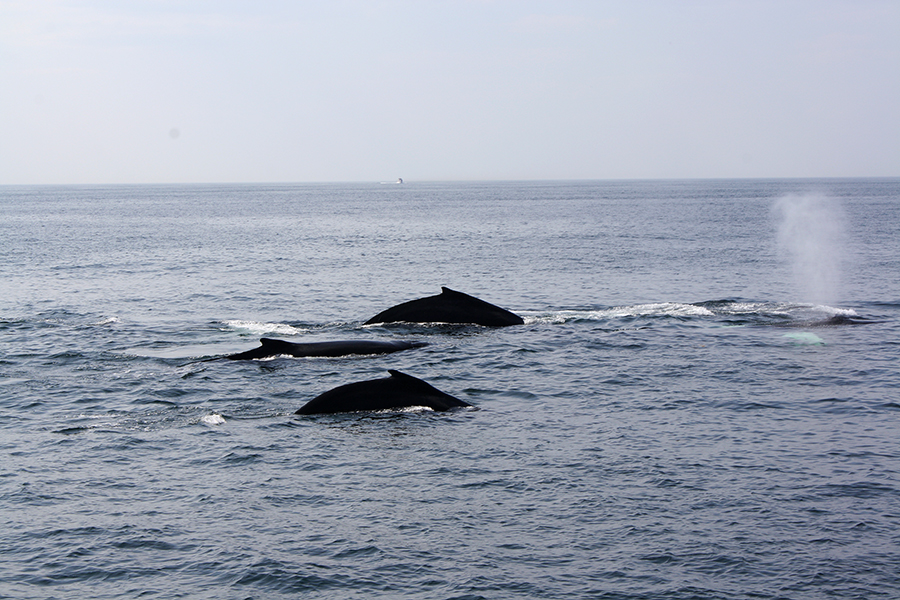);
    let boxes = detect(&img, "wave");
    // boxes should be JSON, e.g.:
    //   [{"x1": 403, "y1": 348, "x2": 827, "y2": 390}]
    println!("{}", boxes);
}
[
  {"x1": 90, "y1": 316, "x2": 120, "y2": 326},
  {"x1": 200, "y1": 413, "x2": 226, "y2": 426},
  {"x1": 220, "y1": 320, "x2": 310, "y2": 336},
  {"x1": 522, "y1": 302, "x2": 715, "y2": 324},
  {"x1": 695, "y1": 299, "x2": 857, "y2": 318},
  {"x1": 519, "y1": 299, "x2": 865, "y2": 327}
]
